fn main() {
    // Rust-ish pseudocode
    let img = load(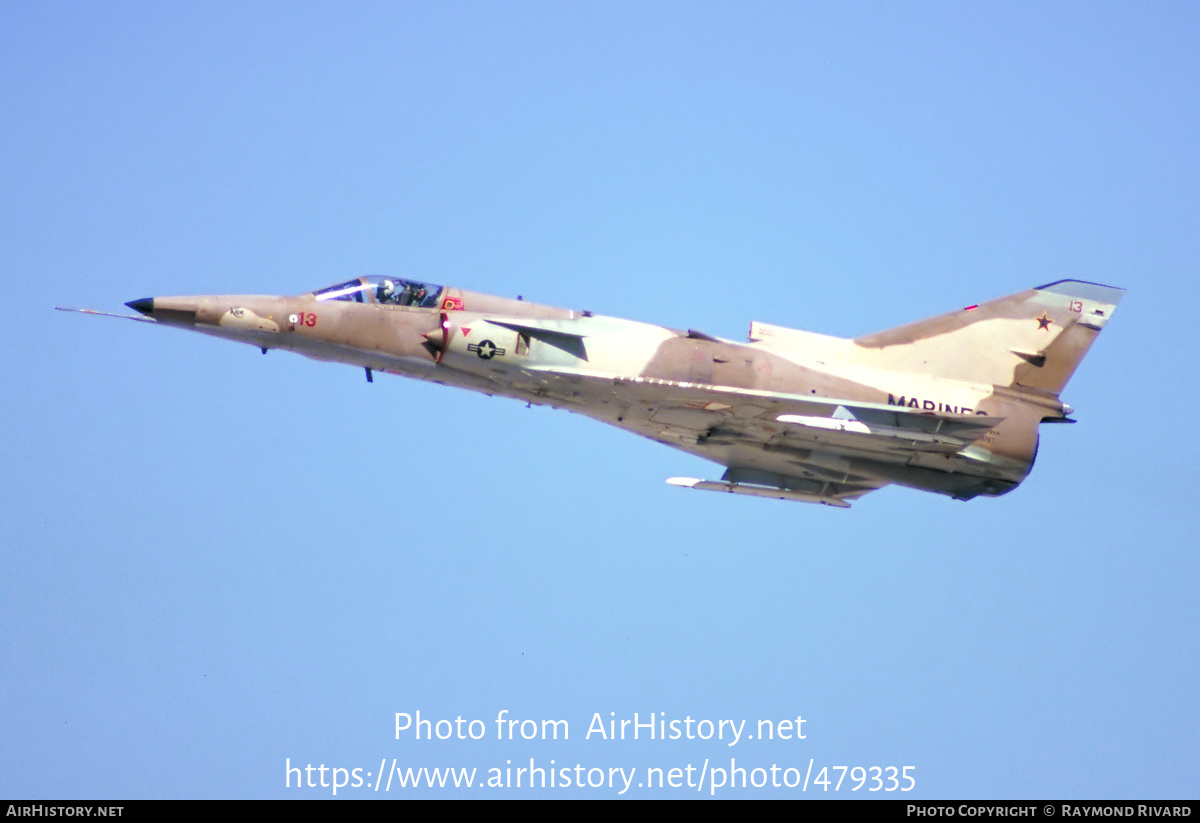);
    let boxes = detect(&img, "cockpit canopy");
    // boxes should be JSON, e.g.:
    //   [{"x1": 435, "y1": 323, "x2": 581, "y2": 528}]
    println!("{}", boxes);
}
[{"x1": 312, "y1": 276, "x2": 444, "y2": 309}]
